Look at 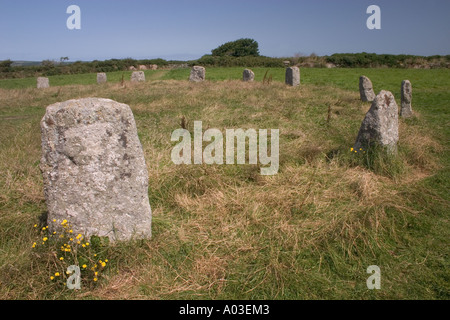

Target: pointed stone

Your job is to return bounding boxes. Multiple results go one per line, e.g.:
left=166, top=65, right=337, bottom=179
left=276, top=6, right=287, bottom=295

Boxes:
left=400, top=80, right=413, bottom=118
left=354, top=90, right=399, bottom=153
left=359, top=76, right=376, bottom=102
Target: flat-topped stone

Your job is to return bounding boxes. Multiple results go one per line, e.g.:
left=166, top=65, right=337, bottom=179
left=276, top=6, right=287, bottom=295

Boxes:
left=40, top=98, right=152, bottom=241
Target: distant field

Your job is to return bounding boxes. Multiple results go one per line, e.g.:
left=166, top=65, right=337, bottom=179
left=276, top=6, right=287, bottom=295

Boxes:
left=0, top=68, right=448, bottom=299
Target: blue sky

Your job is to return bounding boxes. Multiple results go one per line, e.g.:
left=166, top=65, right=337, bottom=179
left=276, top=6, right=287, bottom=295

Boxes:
left=0, top=0, right=449, bottom=61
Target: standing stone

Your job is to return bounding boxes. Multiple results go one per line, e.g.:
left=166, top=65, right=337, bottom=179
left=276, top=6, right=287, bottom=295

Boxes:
left=139, top=65, right=147, bottom=70
left=40, top=98, right=152, bottom=241
left=37, top=77, right=50, bottom=89
left=131, top=71, right=145, bottom=82
left=400, top=80, right=413, bottom=118
left=189, top=66, right=206, bottom=82
left=243, top=69, right=255, bottom=82
left=285, top=67, right=300, bottom=86
left=354, top=90, right=399, bottom=153
left=97, top=73, right=107, bottom=84
left=359, top=76, right=376, bottom=102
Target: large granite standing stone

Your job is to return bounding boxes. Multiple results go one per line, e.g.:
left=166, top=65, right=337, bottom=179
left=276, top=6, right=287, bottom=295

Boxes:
left=97, top=73, right=107, bottom=84
left=285, top=67, right=300, bottom=86
left=400, top=80, right=413, bottom=118
left=243, top=69, right=255, bottom=82
left=359, top=76, right=376, bottom=102
left=189, top=66, right=205, bottom=82
left=40, top=98, right=152, bottom=241
left=354, top=90, right=399, bottom=153
left=37, top=77, right=50, bottom=89
left=131, top=71, right=145, bottom=82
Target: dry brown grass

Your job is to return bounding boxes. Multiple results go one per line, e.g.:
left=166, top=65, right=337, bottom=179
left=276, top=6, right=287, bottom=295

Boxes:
left=0, top=76, right=446, bottom=300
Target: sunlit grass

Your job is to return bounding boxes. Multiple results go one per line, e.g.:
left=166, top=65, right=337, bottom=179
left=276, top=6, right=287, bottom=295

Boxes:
left=0, top=68, right=448, bottom=299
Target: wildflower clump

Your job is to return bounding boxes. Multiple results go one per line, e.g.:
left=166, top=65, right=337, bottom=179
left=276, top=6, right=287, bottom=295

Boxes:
left=32, top=218, right=110, bottom=289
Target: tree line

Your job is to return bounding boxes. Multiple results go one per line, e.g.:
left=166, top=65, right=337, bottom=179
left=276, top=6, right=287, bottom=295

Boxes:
left=1, top=38, right=448, bottom=79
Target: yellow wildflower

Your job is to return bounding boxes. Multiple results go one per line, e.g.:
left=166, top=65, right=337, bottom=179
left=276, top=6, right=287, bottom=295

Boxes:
left=82, top=264, right=87, bottom=269
left=55, top=272, right=60, bottom=277
left=59, top=257, right=64, bottom=261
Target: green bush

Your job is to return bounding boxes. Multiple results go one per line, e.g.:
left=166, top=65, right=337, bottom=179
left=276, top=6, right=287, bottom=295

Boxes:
left=211, top=38, right=260, bottom=57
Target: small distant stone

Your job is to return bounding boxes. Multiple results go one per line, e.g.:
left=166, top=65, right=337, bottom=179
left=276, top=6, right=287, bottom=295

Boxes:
left=359, top=76, right=376, bottom=102
left=285, top=67, right=300, bottom=86
left=189, top=66, right=205, bottom=82
left=97, top=73, right=107, bottom=84
left=37, top=77, right=50, bottom=89
left=243, top=69, right=255, bottom=82
left=400, top=80, right=413, bottom=118
left=139, top=65, right=147, bottom=70
left=354, top=90, right=399, bottom=154
left=131, top=71, right=145, bottom=82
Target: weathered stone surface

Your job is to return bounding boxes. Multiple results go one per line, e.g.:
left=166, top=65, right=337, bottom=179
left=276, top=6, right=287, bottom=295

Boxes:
left=243, top=69, right=255, bottom=82
left=131, top=71, right=145, bottom=82
left=189, top=66, right=205, bottom=82
left=40, top=98, right=152, bottom=241
left=400, top=80, right=413, bottom=118
left=37, top=77, right=50, bottom=89
left=148, top=64, right=158, bottom=70
left=359, top=76, right=376, bottom=102
left=285, top=67, right=300, bottom=86
left=139, top=65, right=147, bottom=70
left=97, top=73, right=107, bottom=84
left=354, top=90, right=399, bottom=153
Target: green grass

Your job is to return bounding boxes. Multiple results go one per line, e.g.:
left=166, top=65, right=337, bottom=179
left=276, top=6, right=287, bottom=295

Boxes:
left=0, top=68, right=448, bottom=300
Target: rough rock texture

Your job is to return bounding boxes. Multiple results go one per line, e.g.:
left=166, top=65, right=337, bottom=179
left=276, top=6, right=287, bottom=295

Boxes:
left=359, top=76, right=376, bottom=102
left=97, top=73, right=107, bottom=84
left=40, top=98, right=152, bottom=241
left=37, top=77, right=50, bottom=89
left=285, top=67, right=300, bottom=86
left=131, top=71, right=145, bottom=82
left=354, top=90, right=399, bottom=153
left=139, top=65, right=147, bottom=70
left=243, top=69, right=255, bottom=82
left=189, top=66, right=206, bottom=82
left=400, top=80, right=413, bottom=118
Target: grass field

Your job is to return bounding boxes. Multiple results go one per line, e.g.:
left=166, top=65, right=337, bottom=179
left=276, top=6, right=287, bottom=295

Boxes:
left=0, top=67, right=448, bottom=299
